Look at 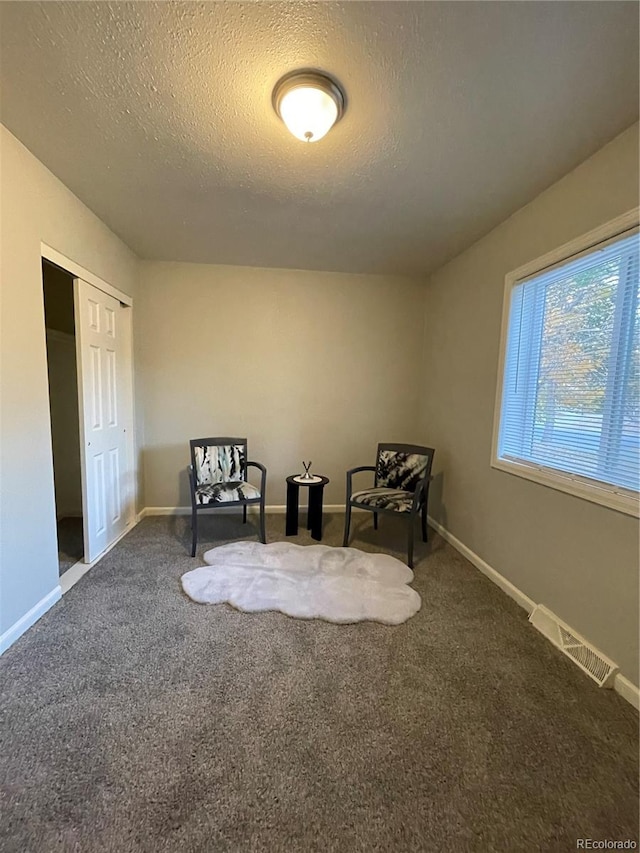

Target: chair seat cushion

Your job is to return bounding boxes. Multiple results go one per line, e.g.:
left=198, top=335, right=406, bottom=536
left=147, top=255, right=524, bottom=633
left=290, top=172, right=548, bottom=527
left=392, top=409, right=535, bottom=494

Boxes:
left=195, top=481, right=261, bottom=505
left=351, top=487, right=415, bottom=513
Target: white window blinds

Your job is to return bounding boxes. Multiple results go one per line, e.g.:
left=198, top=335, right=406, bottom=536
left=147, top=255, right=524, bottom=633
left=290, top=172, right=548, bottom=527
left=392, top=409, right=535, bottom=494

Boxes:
left=498, top=230, right=640, bottom=496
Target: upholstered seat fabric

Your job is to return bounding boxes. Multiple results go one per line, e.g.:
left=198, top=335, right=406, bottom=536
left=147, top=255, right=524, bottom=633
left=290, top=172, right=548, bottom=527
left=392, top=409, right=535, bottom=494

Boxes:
left=189, top=436, right=267, bottom=554
left=195, top=481, right=261, bottom=505
left=344, top=443, right=434, bottom=569
left=351, top=487, right=415, bottom=513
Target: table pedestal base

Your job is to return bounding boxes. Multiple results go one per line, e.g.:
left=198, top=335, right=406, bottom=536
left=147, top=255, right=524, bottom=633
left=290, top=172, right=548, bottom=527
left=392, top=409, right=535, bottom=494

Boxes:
left=285, top=475, right=329, bottom=541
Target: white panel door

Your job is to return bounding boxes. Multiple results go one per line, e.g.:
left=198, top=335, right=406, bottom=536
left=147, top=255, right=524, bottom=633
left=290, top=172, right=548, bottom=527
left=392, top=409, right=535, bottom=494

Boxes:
left=74, top=278, right=133, bottom=562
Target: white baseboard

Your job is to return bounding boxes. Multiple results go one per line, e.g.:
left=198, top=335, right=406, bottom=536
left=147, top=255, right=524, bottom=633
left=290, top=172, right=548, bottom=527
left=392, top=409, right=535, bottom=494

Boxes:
left=59, top=560, right=92, bottom=595
left=60, top=518, right=138, bottom=595
left=139, top=506, right=639, bottom=710
left=0, top=586, right=62, bottom=655
left=1, top=516, right=139, bottom=653
left=140, top=505, right=271, bottom=517
left=427, top=515, right=639, bottom=711
left=427, top=515, right=535, bottom=613
left=613, top=674, right=640, bottom=711
left=140, top=504, right=352, bottom=518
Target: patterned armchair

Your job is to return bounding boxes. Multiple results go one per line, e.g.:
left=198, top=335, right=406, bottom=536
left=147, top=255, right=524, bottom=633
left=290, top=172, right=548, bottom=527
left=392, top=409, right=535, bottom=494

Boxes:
left=188, top=437, right=267, bottom=556
left=343, top=443, right=435, bottom=569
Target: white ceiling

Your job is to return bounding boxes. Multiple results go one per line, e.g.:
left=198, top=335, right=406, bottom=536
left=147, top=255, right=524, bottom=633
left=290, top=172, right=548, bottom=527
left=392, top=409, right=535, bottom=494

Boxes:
left=1, top=2, right=638, bottom=276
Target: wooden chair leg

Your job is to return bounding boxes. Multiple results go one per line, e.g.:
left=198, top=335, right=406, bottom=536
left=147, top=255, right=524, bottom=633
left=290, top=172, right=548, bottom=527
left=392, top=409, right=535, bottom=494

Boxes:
left=259, top=500, right=266, bottom=544
left=243, top=505, right=247, bottom=524
left=191, top=508, right=198, bottom=557
left=373, top=512, right=378, bottom=530
left=421, top=505, right=428, bottom=542
left=343, top=503, right=352, bottom=547
left=407, top=516, right=415, bottom=570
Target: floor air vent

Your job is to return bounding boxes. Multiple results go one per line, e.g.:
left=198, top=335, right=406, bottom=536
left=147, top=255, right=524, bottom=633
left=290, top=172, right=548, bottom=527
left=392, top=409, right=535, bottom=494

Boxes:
left=529, top=605, right=618, bottom=688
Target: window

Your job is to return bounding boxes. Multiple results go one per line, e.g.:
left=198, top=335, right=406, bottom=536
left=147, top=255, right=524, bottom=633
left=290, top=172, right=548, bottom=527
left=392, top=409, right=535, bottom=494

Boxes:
left=493, top=214, right=639, bottom=516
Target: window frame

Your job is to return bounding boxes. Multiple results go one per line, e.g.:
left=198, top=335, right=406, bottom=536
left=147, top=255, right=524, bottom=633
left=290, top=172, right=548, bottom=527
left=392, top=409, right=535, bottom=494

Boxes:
left=491, top=208, right=640, bottom=518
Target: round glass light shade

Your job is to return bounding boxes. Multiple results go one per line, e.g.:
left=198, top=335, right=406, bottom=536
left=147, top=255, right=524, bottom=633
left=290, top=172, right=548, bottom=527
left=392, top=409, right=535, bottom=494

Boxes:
left=278, top=85, right=338, bottom=143
left=273, top=71, right=345, bottom=143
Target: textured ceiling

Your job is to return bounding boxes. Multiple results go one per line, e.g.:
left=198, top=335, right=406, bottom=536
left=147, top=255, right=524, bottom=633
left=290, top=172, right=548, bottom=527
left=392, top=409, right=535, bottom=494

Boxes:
left=0, top=2, right=638, bottom=276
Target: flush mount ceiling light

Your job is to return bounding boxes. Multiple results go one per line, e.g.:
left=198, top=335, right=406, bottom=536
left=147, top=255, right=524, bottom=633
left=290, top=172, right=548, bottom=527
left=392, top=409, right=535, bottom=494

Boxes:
left=272, top=70, right=346, bottom=143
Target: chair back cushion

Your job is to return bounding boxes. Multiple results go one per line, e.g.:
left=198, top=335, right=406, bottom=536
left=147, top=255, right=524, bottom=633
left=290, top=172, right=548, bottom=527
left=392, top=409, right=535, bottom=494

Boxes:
left=376, top=450, right=429, bottom=492
left=194, top=444, right=245, bottom=486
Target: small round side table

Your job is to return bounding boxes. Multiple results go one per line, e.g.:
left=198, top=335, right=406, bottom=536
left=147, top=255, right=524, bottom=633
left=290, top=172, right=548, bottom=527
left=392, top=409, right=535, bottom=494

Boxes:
left=285, top=475, right=330, bottom=541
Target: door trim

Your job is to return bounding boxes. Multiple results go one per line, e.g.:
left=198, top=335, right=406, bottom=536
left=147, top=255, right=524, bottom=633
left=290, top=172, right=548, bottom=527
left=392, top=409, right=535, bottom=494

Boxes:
left=41, top=243, right=133, bottom=307
left=41, top=244, right=137, bottom=568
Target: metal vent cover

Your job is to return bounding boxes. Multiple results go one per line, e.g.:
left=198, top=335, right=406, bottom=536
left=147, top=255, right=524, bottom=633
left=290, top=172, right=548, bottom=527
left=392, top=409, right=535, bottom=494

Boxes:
left=530, top=605, right=618, bottom=688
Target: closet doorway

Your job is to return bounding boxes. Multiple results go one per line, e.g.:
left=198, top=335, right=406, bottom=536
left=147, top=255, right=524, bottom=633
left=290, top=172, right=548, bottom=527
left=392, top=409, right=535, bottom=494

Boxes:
left=42, top=254, right=136, bottom=586
left=43, top=260, right=84, bottom=575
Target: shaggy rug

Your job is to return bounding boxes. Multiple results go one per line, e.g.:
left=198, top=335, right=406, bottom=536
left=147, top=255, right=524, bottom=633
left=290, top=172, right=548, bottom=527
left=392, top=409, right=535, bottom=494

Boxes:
left=181, top=541, right=421, bottom=624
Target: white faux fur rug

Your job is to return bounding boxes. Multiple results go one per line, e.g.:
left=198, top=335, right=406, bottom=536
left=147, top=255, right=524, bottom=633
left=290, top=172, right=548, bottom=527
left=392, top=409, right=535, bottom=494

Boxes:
left=181, top=541, right=421, bottom=625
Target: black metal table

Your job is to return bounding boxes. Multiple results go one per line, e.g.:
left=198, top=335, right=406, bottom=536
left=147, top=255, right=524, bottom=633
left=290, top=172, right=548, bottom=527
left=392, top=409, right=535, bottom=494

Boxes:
left=285, top=475, right=330, bottom=541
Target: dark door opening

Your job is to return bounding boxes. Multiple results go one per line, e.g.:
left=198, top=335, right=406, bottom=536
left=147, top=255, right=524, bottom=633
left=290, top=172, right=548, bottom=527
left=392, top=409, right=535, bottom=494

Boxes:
left=42, top=259, right=84, bottom=574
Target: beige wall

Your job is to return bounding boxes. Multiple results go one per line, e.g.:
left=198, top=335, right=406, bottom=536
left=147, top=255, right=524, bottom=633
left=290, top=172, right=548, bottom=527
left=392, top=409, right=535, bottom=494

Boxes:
left=136, top=262, right=425, bottom=508
left=0, top=125, right=137, bottom=636
left=2, top=114, right=637, bottom=690
left=420, top=122, right=639, bottom=681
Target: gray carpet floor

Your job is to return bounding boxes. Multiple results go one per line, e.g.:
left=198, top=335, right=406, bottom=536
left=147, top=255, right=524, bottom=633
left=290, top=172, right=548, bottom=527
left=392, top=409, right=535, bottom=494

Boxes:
left=56, top=516, right=84, bottom=576
left=1, top=512, right=638, bottom=852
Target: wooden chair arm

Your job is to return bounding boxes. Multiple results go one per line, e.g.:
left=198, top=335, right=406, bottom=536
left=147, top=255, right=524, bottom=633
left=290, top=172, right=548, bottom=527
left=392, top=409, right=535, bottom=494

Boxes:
left=410, top=474, right=433, bottom=513
left=345, top=465, right=376, bottom=502
left=246, top=460, right=267, bottom=492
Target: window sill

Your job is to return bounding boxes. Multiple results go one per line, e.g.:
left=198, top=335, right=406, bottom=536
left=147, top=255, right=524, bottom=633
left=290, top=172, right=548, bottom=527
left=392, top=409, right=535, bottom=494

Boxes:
left=491, top=457, right=639, bottom=518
